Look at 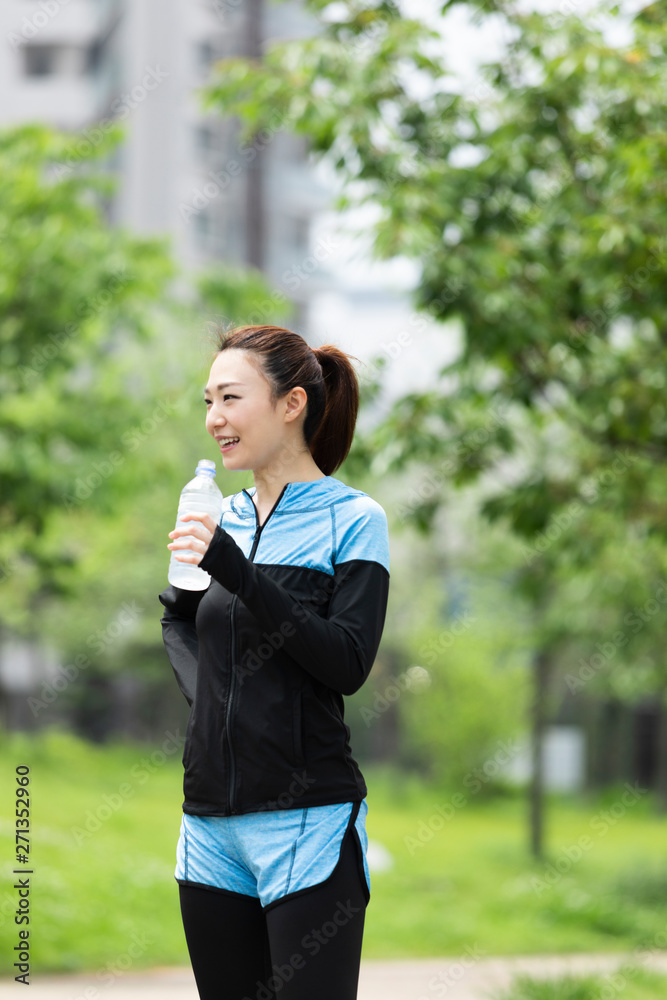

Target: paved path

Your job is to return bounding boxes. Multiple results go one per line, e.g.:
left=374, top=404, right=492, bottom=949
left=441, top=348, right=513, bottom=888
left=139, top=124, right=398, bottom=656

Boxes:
left=4, top=953, right=667, bottom=999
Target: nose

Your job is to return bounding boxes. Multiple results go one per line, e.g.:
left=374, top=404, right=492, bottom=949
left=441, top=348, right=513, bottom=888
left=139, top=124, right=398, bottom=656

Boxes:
left=206, top=403, right=226, bottom=434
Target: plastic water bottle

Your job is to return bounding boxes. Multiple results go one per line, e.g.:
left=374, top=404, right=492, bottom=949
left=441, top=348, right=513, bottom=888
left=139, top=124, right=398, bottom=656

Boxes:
left=168, top=459, right=224, bottom=591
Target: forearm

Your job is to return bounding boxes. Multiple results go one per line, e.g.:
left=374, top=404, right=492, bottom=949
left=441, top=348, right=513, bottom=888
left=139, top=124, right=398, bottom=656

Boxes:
left=158, top=585, right=205, bottom=706
left=199, top=525, right=389, bottom=695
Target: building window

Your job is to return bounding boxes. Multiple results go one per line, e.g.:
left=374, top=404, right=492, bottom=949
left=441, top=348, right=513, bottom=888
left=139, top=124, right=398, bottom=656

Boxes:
left=193, top=208, right=225, bottom=255
left=87, top=39, right=104, bottom=75
left=292, top=216, right=310, bottom=251
left=23, top=43, right=88, bottom=77
left=197, top=41, right=215, bottom=70
left=194, top=209, right=213, bottom=241
left=23, top=44, right=60, bottom=77
left=195, top=124, right=216, bottom=154
left=196, top=39, right=224, bottom=77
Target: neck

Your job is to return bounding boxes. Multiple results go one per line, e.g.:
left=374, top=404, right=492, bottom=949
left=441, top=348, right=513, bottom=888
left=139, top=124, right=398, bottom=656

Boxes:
left=252, top=453, right=325, bottom=509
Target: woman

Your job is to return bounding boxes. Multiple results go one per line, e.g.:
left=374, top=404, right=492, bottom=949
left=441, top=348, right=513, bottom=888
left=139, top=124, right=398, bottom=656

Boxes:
left=159, top=324, right=390, bottom=1000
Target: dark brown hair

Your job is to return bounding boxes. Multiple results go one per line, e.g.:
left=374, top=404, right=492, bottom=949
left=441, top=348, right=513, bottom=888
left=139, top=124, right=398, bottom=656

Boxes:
left=213, top=325, right=360, bottom=477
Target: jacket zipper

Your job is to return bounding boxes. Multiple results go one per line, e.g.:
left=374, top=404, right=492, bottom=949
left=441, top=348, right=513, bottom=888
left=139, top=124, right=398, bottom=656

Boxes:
left=225, top=482, right=290, bottom=814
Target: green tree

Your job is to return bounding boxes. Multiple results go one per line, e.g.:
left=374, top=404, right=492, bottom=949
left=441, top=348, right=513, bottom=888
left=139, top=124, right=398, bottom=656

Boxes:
left=0, top=122, right=294, bottom=737
left=0, top=123, right=176, bottom=621
left=203, top=0, right=667, bottom=852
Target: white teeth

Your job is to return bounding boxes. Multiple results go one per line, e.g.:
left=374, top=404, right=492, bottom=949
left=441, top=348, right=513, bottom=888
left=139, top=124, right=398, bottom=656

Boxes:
left=221, top=437, right=239, bottom=444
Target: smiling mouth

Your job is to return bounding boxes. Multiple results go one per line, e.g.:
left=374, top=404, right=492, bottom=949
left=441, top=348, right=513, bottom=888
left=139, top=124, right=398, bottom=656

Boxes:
left=219, top=437, right=240, bottom=452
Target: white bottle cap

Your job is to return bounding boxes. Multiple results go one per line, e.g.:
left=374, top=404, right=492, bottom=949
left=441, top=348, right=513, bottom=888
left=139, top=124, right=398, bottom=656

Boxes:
left=195, top=459, right=217, bottom=477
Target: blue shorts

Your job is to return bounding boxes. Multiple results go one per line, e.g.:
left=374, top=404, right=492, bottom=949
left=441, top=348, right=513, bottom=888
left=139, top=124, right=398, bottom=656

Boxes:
left=175, top=798, right=370, bottom=911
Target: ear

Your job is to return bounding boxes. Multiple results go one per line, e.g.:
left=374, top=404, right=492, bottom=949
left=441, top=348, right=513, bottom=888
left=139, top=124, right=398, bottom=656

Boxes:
left=284, top=386, right=308, bottom=423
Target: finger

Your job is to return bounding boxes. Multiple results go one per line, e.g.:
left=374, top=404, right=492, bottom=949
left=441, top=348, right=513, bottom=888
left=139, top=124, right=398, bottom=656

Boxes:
left=181, top=512, right=217, bottom=531
left=172, top=552, right=202, bottom=565
left=168, top=538, right=207, bottom=553
left=169, top=524, right=211, bottom=540
left=172, top=517, right=204, bottom=531
left=168, top=534, right=212, bottom=551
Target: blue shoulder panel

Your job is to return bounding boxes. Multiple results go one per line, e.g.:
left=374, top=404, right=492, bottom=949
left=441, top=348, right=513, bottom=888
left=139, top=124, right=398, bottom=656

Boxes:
left=216, top=479, right=390, bottom=576
left=333, top=496, right=390, bottom=574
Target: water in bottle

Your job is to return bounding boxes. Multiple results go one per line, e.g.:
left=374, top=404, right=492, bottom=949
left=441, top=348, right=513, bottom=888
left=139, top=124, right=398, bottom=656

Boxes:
left=168, top=459, right=224, bottom=590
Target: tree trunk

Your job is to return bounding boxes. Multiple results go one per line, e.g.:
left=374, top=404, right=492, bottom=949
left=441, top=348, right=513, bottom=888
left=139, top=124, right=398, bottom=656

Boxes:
left=244, top=0, right=264, bottom=271
left=529, top=648, right=552, bottom=859
left=654, top=696, right=667, bottom=814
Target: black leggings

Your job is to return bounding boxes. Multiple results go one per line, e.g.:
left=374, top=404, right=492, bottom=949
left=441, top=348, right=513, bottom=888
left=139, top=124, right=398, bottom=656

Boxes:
left=178, top=822, right=369, bottom=1000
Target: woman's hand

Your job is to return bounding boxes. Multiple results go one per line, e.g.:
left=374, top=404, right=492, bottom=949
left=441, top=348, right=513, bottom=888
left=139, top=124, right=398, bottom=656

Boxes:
left=167, top=513, right=218, bottom=565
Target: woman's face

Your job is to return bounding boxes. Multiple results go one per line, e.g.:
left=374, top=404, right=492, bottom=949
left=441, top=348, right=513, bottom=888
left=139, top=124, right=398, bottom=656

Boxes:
left=204, top=349, right=305, bottom=473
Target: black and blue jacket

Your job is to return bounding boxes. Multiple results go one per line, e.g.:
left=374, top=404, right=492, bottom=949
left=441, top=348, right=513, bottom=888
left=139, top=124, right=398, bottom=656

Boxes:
left=158, top=474, right=391, bottom=816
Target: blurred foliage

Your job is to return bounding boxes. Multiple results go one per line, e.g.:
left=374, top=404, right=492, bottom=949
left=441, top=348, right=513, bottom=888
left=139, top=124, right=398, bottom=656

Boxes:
left=492, top=968, right=667, bottom=1000
left=203, top=0, right=667, bottom=709
left=0, top=123, right=175, bottom=619
left=346, top=484, right=534, bottom=786
left=0, top=121, right=290, bottom=674
left=399, top=619, right=529, bottom=789
left=196, top=263, right=291, bottom=330
left=5, top=730, right=667, bottom=971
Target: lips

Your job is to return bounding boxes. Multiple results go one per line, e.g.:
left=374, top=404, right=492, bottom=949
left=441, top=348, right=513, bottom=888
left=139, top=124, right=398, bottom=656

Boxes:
left=219, top=437, right=240, bottom=453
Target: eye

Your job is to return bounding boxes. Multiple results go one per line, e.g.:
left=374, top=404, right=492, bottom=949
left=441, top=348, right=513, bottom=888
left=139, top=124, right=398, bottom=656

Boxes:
left=204, top=394, right=237, bottom=405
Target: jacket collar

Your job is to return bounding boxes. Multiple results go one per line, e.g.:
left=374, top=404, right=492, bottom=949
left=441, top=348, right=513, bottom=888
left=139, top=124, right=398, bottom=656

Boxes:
left=238, top=475, right=341, bottom=515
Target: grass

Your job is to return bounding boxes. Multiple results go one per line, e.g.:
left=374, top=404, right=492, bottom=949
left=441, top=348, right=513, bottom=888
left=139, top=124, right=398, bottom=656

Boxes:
left=2, top=729, right=667, bottom=976
left=2, top=727, right=186, bottom=975
left=361, top=765, right=667, bottom=960
left=491, top=967, right=667, bottom=1000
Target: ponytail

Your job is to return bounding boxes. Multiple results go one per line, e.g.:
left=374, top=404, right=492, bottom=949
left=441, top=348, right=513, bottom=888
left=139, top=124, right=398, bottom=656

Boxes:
left=212, top=325, right=360, bottom=476
left=308, top=344, right=360, bottom=477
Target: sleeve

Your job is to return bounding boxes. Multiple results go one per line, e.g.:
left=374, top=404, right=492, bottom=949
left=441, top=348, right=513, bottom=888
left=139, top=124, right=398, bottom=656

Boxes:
left=158, top=584, right=208, bottom=707
left=198, top=500, right=390, bottom=696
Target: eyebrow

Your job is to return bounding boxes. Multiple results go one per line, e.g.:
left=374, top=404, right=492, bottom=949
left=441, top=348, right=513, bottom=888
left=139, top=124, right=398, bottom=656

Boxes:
left=203, top=381, right=245, bottom=395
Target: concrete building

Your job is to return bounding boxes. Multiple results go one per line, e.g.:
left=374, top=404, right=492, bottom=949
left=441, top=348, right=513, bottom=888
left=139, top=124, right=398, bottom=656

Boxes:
left=0, top=0, right=325, bottom=330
